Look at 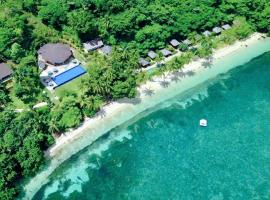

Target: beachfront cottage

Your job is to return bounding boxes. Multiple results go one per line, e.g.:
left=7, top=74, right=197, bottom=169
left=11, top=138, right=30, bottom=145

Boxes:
left=0, top=63, right=13, bottom=83
left=83, top=39, right=104, bottom=52
left=148, top=51, right=158, bottom=59
left=139, top=58, right=150, bottom=67
left=100, top=45, right=112, bottom=56
left=222, top=24, right=231, bottom=30
left=212, top=27, right=222, bottom=34
left=170, top=39, right=180, bottom=48
left=203, top=30, right=212, bottom=37
left=160, top=49, right=172, bottom=57
left=38, top=43, right=73, bottom=66
left=182, top=39, right=192, bottom=46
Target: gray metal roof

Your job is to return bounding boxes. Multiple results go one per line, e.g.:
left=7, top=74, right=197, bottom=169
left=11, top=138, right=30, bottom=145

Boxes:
left=38, top=43, right=72, bottom=65
left=139, top=58, right=150, bottom=67
left=170, top=39, right=180, bottom=47
left=83, top=39, right=104, bottom=52
left=101, top=45, right=112, bottom=55
left=160, top=49, right=172, bottom=57
left=148, top=51, right=157, bottom=59
left=212, top=27, right=222, bottom=34
left=0, top=63, right=12, bottom=81
left=182, top=39, right=192, bottom=45
left=222, top=24, right=231, bottom=30
left=203, top=31, right=212, bottom=37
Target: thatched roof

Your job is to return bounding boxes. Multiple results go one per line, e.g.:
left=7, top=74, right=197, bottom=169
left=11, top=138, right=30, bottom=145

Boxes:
left=148, top=51, right=157, bottom=59
left=182, top=39, right=192, bottom=45
left=222, top=24, right=231, bottom=30
left=139, top=58, right=150, bottom=67
left=38, top=43, right=72, bottom=65
left=170, top=39, right=180, bottom=47
left=212, top=27, right=222, bottom=34
left=160, top=49, right=172, bottom=57
left=101, top=45, right=112, bottom=55
left=0, top=63, right=12, bottom=81
left=203, top=31, right=212, bottom=37
left=83, top=39, right=104, bottom=52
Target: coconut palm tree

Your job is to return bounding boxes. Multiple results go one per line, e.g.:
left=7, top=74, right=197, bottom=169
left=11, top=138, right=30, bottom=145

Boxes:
left=48, top=116, right=60, bottom=135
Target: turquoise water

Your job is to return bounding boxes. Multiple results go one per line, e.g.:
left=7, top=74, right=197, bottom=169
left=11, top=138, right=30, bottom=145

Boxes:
left=33, top=51, right=270, bottom=199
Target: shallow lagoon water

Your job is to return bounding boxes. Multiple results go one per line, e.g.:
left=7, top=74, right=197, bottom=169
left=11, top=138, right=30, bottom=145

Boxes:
left=32, top=50, right=270, bottom=199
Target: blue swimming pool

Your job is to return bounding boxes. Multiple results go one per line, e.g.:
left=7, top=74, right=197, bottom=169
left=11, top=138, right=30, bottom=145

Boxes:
left=52, top=65, right=86, bottom=87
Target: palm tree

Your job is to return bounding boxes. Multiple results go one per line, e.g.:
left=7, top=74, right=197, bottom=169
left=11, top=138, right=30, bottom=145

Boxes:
left=48, top=117, right=60, bottom=135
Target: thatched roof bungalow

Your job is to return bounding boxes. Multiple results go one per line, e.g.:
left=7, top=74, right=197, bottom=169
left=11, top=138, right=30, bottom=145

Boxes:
left=148, top=51, right=157, bottom=59
left=139, top=58, right=150, bottom=67
left=0, top=63, right=12, bottom=83
left=222, top=24, right=231, bottom=30
left=83, top=39, right=104, bottom=52
left=160, top=49, right=172, bottom=57
left=212, top=27, right=222, bottom=34
left=38, top=43, right=73, bottom=66
left=170, top=39, right=180, bottom=47
left=100, top=45, right=112, bottom=56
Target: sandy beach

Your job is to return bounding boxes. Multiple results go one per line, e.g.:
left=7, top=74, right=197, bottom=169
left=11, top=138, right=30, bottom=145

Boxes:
left=22, top=32, right=269, bottom=199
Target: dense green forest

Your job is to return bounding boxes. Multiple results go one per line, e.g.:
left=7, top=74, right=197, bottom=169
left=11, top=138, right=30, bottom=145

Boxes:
left=0, top=0, right=270, bottom=199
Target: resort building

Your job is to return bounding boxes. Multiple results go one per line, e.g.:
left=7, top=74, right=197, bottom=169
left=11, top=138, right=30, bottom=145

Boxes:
left=212, top=27, right=223, bottom=34
left=83, top=39, right=104, bottom=52
left=222, top=24, right=231, bottom=30
left=203, top=30, right=212, bottom=37
left=139, top=58, right=150, bottom=67
left=148, top=51, right=158, bottom=59
left=170, top=39, right=180, bottom=48
left=38, top=43, right=73, bottom=66
left=0, top=63, right=12, bottom=83
left=100, top=45, right=112, bottom=56
left=182, top=39, right=192, bottom=46
left=160, top=49, right=172, bottom=57
left=38, top=43, right=86, bottom=91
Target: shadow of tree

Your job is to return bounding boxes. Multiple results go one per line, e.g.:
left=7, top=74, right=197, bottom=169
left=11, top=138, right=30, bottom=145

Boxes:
left=142, top=88, right=155, bottom=96
left=174, top=70, right=186, bottom=78
left=171, top=74, right=181, bottom=82
left=159, top=80, right=170, bottom=88
left=97, top=108, right=106, bottom=118
left=202, top=61, right=212, bottom=68
left=185, top=70, right=196, bottom=77
left=118, top=97, right=141, bottom=105
left=202, top=56, right=214, bottom=68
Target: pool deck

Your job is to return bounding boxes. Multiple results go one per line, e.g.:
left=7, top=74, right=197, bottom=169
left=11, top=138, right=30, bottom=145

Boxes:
left=40, top=59, right=82, bottom=91
left=52, top=65, right=86, bottom=87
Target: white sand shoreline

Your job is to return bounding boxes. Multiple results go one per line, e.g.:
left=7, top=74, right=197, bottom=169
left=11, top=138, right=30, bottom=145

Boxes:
left=22, top=32, right=269, bottom=199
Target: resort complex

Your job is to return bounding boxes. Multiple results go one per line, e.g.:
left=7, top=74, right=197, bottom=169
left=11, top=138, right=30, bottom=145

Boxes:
left=38, top=43, right=86, bottom=90
left=1, top=1, right=270, bottom=199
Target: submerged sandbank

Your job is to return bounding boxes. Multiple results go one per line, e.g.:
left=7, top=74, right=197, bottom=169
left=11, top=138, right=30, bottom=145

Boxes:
left=22, top=33, right=270, bottom=199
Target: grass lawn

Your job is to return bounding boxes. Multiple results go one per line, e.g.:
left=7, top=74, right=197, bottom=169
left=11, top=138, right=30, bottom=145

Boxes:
left=54, top=74, right=86, bottom=98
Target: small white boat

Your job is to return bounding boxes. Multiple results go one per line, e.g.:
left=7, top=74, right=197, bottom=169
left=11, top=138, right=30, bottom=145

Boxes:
left=200, top=119, right=207, bottom=127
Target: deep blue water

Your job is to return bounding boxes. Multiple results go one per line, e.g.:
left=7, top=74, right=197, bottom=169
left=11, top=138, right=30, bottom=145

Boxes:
left=33, top=52, right=270, bottom=199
